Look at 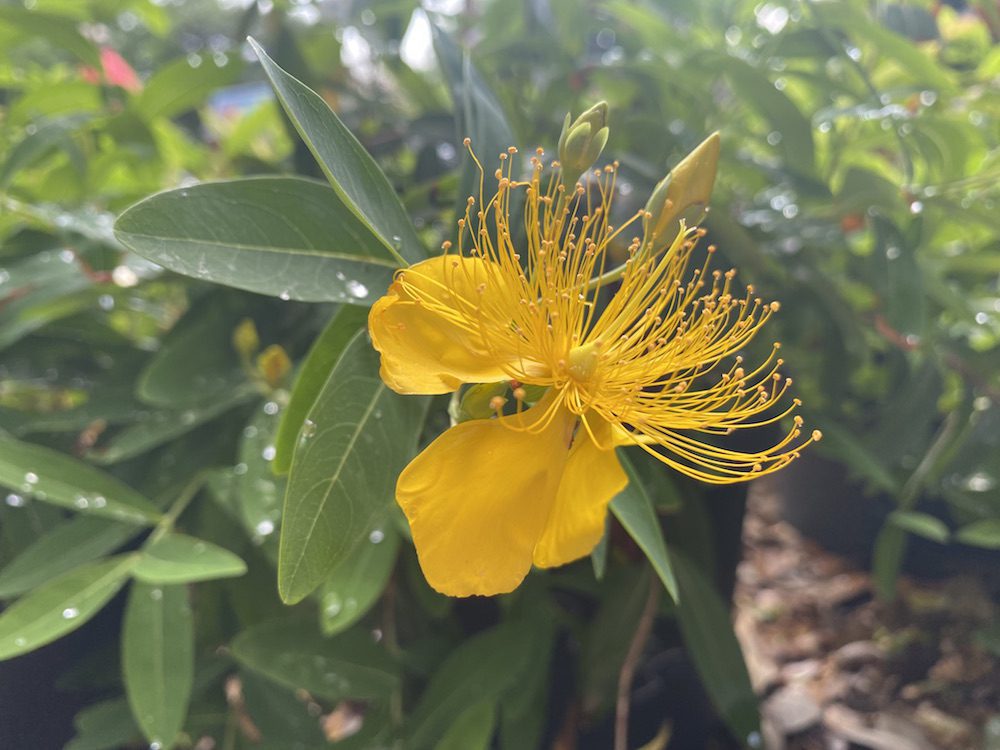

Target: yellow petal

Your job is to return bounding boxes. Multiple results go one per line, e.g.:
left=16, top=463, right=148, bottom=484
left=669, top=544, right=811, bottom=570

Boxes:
left=396, top=394, right=575, bottom=596
left=368, top=255, right=511, bottom=395
left=533, top=415, right=628, bottom=568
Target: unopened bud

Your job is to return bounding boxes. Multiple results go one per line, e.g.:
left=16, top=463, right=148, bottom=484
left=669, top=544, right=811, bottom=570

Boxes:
left=256, top=344, right=292, bottom=388
left=232, top=318, right=259, bottom=358
left=558, top=101, right=610, bottom=187
left=643, top=132, right=721, bottom=249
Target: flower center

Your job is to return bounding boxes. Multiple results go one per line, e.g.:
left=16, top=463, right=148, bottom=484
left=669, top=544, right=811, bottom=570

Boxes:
left=566, top=340, right=602, bottom=383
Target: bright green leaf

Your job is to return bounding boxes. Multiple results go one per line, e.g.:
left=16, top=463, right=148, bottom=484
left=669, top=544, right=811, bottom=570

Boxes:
left=278, top=331, right=428, bottom=604
left=273, top=305, right=368, bottom=474
left=0, top=555, right=137, bottom=660
left=122, top=583, right=194, bottom=749
left=610, top=453, right=679, bottom=602
left=250, top=38, right=425, bottom=264
left=0, top=516, right=139, bottom=598
left=319, top=523, right=400, bottom=637
left=132, top=533, right=247, bottom=584
left=115, top=177, right=398, bottom=303
left=0, top=433, right=160, bottom=524
left=134, top=54, right=243, bottom=121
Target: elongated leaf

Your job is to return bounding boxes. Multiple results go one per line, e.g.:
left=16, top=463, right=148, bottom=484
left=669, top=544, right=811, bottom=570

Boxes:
left=0, top=7, right=99, bottom=65
left=132, top=533, right=247, bottom=584
left=610, top=453, right=679, bottom=602
left=0, top=114, right=90, bottom=188
left=115, top=177, right=397, bottom=303
left=231, top=620, right=399, bottom=701
left=273, top=305, right=368, bottom=474
left=431, top=25, right=517, bottom=228
left=0, top=434, right=160, bottom=524
left=434, top=700, right=496, bottom=750
left=250, top=39, right=424, bottom=263
left=671, top=549, right=759, bottom=744
left=408, top=623, right=532, bottom=749
left=319, top=523, right=400, bottom=636
left=134, top=54, right=242, bottom=120
left=0, top=516, right=139, bottom=598
left=234, top=400, right=285, bottom=559
left=65, top=699, right=141, bottom=750
left=956, top=519, right=1000, bottom=550
left=88, top=385, right=256, bottom=464
left=0, top=555, right=137, bottom=660
left=278, top=331, right=428, bottom=604
left=888, top=510, right=949, bottom=543
left=122, top=584, right=194, bottom=749
left=137, top=295, right=246, bottom=408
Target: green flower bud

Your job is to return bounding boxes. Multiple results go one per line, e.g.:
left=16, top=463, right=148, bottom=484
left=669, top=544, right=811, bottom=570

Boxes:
left=558, top=101, right=610, bottom=187
left=643, top=132, right=721, bottom=249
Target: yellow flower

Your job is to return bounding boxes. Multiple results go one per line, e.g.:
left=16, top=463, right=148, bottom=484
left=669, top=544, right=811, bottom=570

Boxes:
left=368, top=137, right=819, bottom=597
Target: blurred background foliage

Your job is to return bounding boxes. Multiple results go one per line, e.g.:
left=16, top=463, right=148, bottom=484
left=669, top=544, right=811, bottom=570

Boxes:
left=0, top=0, right=998, bottom=748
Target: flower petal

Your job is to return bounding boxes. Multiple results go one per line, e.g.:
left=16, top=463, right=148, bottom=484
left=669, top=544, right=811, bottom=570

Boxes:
left=368, top=255, right=512, bottom=395
left=533, top=415, right=628, bottom=568
left=396, top=395, right=575, bottom=596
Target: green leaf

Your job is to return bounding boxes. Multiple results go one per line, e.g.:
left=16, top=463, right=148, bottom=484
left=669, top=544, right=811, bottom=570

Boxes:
left=434, top=699, right=496, bottom=750
left=408, top=623, right=532, bottom=749
left=319, top=523, right=400, bottom=637
left=65, top=699, right=141, bottom=750
left=430, top=24, right=517, bottom=230
left=238, top=671, right=328, bottom=748
left=0, top=516, right=139, bottom=598
left=134, top=54, right=243, bottom=120
left=250, top=39, right=425, bottom=264
left=132, top=533, right=247, bottom=584
left=0, top=433, right=161, bottom=524
left=610, top=453, right=679, bottom=602
left=115, top=177, right=398, bottom=304
left=122, top=583, right=194, bottom=749
left=137, top=295, right=246, bottom=408
left=716, top=56, right=815, bottom=175
left=888, top=510, right=950, bottom=544
left=278, top=331, right=428, bottom=604
left=955, top=519, right=1000, bottom=550
left=234, top=400, right=286, bottom=557
left=671, top=549, right=759, bottom=744
left=0, top=7, right=99, bottom=65
left=88, top=385, right=256, bottom=464
left=273, top=305, right=368, bottom=474
left=231, top=620, right=399, bottom=701
left=0, top=555, right=137, bottom=660
left=0, top=114, right=90, bottom=188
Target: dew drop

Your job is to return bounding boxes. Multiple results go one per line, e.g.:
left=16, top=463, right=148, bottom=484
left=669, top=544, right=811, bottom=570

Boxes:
left=255, top=519, right=275, bottom=537
left=243, top=425, right=259, bottom=439
left=14, top=637, right=27, bottom=647
left=346, top=280, right=369, bottom=299
left=5, top=493, right=25, bottom=507
left=369, top=529, right=385, bottom=544
left=233, top=462, right=248, bottom=476
left=261, top=445, right=276, bottom=461
left=24, top=472, right=38, bottom=485
left=279, top=290, right=291, bottom=301
left=324, top=594, right=343, bottom=617
left=62, top=607, right=79, bottom=619
left=300, top=419, right=317, bottom=439
left=263, top=401, right=279, bottom=416
left=74, top=495, right=90, bottom=509
left=149, top=588, right=163, bottom=601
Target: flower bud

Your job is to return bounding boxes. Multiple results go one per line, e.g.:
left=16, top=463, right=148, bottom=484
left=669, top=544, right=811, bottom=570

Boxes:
left=558, top=101, right=610, bottom=187
left=232, top=318, right=260, bottom=358
left=457, top=381, right=509, bottom=422
left=643, top=132, right=721, bottom=249
left=256, top=344, right=292, bottom=388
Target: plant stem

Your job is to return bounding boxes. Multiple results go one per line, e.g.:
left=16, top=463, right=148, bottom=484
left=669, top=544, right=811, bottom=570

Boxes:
left=615, top=573, right=661, bottom=750
left=145, top=470, right=211, bottom=546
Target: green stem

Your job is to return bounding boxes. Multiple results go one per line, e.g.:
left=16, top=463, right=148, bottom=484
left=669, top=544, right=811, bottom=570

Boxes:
left=145, top=470, right=211, bottom=546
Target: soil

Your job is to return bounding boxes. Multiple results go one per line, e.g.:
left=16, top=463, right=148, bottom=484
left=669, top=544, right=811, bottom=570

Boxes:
left=735, top=480, right=1000, bottom=750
